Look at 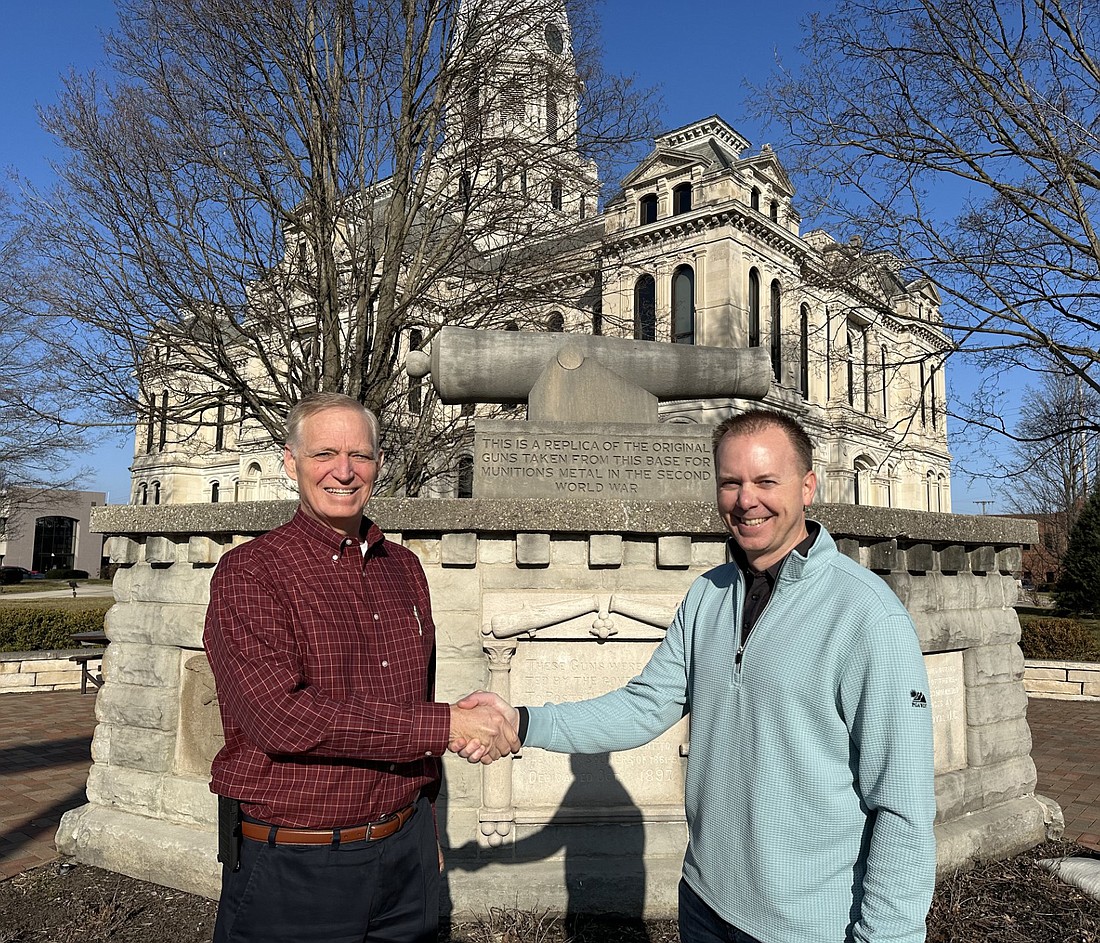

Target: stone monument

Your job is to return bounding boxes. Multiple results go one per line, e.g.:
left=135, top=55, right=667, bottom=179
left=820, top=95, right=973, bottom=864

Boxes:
left=59, top=328, right=1055, bottom=921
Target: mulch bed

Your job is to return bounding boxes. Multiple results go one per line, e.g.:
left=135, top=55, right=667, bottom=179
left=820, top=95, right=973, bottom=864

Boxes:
left=0, top=841, right=1096, bottom=942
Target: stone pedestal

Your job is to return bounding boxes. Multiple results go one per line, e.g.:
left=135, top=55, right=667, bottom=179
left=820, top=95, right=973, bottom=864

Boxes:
left=60, top=500, right=1050, bottom=917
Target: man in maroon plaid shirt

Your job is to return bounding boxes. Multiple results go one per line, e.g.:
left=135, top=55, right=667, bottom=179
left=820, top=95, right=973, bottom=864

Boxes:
left=204, top=392, right=518, bottom=943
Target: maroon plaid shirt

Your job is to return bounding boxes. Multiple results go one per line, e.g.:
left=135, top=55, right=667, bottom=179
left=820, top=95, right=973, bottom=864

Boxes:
left=204, top=508, right=451, bottom=827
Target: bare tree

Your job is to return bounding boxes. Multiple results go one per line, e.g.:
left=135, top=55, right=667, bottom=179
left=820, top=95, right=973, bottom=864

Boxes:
left=755, top=0, right=1100, bottom=440
left=17, top=0, right=657, bottom=495
left=0, top=189, right=86, bottom=538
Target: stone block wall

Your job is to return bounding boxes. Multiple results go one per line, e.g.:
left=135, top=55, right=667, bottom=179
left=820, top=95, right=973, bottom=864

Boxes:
left=0, top=649, right=102, bottom=692
left=1025, top=660, right=1100, bottom=699
left=57, top=499, right=1051, bottom=917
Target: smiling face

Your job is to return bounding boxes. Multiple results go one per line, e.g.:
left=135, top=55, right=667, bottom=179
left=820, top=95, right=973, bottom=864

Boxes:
left=715, top=423, right=817, bottom=571
left=283, top=406, right=381, bottom=538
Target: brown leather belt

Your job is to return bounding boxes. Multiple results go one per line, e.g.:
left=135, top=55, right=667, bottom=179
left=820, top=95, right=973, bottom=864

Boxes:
left=241, top=803, right=416, bottom=845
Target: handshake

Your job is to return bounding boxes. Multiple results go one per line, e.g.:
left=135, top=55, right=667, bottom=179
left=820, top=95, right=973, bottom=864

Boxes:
left=448, top=691, right=520, bottom=765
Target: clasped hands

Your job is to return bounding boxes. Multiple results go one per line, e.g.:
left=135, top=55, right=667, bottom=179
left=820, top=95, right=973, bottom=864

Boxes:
left=448, top=691, right=519, bottom=765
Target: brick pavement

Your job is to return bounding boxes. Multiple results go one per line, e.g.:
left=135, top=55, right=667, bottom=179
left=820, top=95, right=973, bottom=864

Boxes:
left=1028, top=697, right=1100, bottom=851
left=0, top=691, right=97, bottom=880
left=0, top=691, right=1097, bottom=882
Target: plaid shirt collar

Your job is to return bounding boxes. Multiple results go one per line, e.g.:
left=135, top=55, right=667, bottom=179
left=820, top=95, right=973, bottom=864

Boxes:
left=288, top=507, right=386, bottom=560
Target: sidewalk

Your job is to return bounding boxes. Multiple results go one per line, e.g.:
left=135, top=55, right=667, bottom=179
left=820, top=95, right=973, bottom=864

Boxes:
left=0, top=691, right=1097, bottom=882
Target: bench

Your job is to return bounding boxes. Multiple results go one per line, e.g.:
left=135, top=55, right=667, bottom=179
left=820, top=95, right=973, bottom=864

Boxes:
left=69, top=650, right=105, bottom=694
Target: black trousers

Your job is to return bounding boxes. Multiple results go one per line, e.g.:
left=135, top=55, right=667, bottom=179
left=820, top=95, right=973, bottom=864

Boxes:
left=213, top=796, right=439, bottom=943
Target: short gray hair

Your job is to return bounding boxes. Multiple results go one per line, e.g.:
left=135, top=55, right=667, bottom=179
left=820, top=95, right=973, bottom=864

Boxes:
left=285, top=393, right=380, bottom=454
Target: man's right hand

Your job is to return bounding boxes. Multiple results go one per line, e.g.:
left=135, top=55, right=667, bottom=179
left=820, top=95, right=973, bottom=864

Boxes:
left=448, top=691, right=520, bottom=765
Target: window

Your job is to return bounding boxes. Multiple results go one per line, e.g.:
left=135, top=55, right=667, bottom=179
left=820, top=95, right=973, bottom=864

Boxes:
left=520, top=169, right=528, bottom=198
left=592, top=300, right=603, bottom=336
left=547, top=311, right=564, bottom=332
left=139, top=483, right=148, bottom=506
left=672, top=183, right=692, bottom=215
left=634, top=275, right=656, bottom=341
left=748, top=269, right=760, bottom=347
left=853, top=458, right=873, bottom=506
left=459, top=172, right=471, bottom=206
left=158, top=390, right=168, bottom=451
left=457, top=455, right=474, bottom=498
left=211, top=482, right=220, bottom=503
left=919, top=361, right=928, bottom=425
left=153, top=481, right=162, bottom=506
left=881, top=345, right=889, bottom=415
left=931, top=364, right=939, bottom=429
left=550, top=180, right=563, bottom=210
left=926, top=471, right=935, bottom=511
left=639, top=193, right=658, bottom=225
left=769, top=200, right=779, bottom=222
left=495, top=161, right=504, bottom=190
left=770, top=280, right=782, bottom=382
left=846, top=320, right=868, bottom=411
left=408, top=329, right=424, bottom=414
left=144, top=393, right=155, bottom=454
left=215, top=402, right=225, bottom=451
left=799, top=304, right=810, bottom=399
left=824, top=307, right=832, bottom=400
left=504, top=320, right=519, bottom=331
left=546, top=86, right=558, bottom=140
left=672, top=266, right=695, bottom=345
left=579, top=195, right=587, bottom=220
left=32, top=516, right=77, bottom=573
left=750, top=187, right=760, bottom=211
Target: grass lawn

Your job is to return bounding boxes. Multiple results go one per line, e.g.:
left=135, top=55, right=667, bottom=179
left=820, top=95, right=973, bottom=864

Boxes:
left=0, top=579, right=112, bottom=600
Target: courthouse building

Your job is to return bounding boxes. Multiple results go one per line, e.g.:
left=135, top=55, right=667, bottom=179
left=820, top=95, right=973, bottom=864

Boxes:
left=130, top=1, right=952, bottom=512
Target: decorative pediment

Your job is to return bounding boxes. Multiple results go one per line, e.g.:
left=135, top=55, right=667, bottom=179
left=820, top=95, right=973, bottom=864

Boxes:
left=621, top=149, right=708, bottom=190
left=741, top=144, right=795, bottom=198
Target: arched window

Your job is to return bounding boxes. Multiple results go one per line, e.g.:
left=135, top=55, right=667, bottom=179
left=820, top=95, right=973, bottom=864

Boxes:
left=153, top=481, right=162, bottom=506
left=672, top=183, right=692, bottom=215
left=634, top=275, right=656, bottom=341
left=215, top=402, right=225, bottom=451
left=144, top=393, right=155, bottom=454
left=139, top=483, right=148, bottom=506
left=211, top=481, right=220, bottom=503
left=504, top=320, right=519, bottom=331
left=672, top=266, right=695, bottom=345
left=799, top=304, right=810, bottom=400
left=495, top=161, right=504, bottom=190
left=32, top=516, right=77, bottom=573
left=459, top=172, right=471, bottom=206
left=550, top=180, right=563, bottom=210
left=591, top=299, right=603, bottom=336
left=769, top=200, right=779, bottom=222
left=926, top=470, right=936, bottom=511
left=750, top=187, right=760, bottom=211
left=770, top=280, right=782, bottom=382
left=520, top=169, right=528, bottom=198
left=579, top=195, right=587, bottom=220
left=853, top=458, right=874, bottom=506
left=547, top=311, right=564, bottom=332
left=938, top=473, right=948, bottom=512
left=457, top=455, right=474, bottom=499
left=748, top=269, right=761, bottom=347
left=639, top=193, right=658, bottom=225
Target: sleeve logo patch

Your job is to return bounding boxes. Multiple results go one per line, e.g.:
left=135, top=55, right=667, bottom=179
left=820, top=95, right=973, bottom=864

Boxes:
left=910, top=690, right=928, bottom=708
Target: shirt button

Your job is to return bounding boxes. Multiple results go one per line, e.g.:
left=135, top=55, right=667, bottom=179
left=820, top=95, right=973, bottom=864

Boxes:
left=331, top=554, right=339, bottom=561
left=373, top=613, right=380, bottom=621
left=425, top=751, right=433, bottom=756
left=389, top=764, right=395, bottom=772
left=381, top=660, right=388, bottom=668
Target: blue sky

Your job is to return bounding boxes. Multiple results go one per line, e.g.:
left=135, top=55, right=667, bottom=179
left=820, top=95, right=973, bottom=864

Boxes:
left=0, top=1, right=1001, bottom=511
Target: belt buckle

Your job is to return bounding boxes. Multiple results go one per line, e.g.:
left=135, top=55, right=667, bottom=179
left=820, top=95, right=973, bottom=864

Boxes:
left=367, top=809, right=398, bottom=840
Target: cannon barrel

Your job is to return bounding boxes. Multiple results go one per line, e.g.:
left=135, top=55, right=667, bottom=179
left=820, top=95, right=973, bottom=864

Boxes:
left=409, top=327, right=772, bottom=403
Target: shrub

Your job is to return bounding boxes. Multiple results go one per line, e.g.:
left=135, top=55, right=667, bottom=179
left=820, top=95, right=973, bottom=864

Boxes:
left=1019, top=616, right=1100, bottom=661
left=0, top=601, right=111, bottom=653
left=44, top=568, right=90, bottom=580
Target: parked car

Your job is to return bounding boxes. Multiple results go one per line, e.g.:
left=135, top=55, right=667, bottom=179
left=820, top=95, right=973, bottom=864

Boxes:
left=0, top=565, right=25, bottom=584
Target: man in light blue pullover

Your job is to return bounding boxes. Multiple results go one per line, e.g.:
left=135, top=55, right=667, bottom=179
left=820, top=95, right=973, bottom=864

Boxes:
left=459, top=409, right=937, bottom=943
